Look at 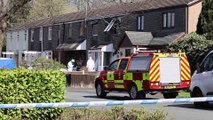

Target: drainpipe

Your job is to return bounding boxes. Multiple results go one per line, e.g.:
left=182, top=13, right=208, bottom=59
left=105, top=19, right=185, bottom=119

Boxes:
left=185, top=6, right=189, bottom=34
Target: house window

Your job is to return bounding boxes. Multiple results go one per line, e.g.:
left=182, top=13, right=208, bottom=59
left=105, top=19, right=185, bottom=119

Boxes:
left=24, top=30, right=27, bottom=41
left=48, top=27, right=52, bottom=40
left=68, top=24, right=72, bottom=38
left=92, top=24, right=98, bottom=36
left=17, top=32, right=19, bottom=41
left=31, top=30, right=34, bottom=42
left=163, top=12, right=175, bottom=28
left=137, top=16, right=144, bottom=31
left=80, top=22, right=85, bottom=36
left=40, top=27, right=43, bottom=41
left=125, top=49, right=131, bottom=57
left=10, top=33, right=12, bottom=42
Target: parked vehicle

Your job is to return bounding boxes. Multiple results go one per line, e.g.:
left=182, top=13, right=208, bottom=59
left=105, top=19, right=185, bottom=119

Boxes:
left=190, top=50, right=213, bottom=107
left=95, top=51, right=191, bottom=99
left=0, top=58, right=16, bottom=69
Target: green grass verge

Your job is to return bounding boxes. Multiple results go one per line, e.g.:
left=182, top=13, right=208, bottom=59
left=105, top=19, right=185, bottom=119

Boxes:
left=177, top=91, right=190, bottom=98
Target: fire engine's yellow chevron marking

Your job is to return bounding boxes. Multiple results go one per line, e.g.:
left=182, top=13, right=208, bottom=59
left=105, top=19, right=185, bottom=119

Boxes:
left=152, top=72, right=160, bottom=82
left=181, top=62, right=190, bottom=73
left=150, top=67, right=159, bottom=78
left=150, top=57, right=158, bottom=68
left=150, top=61, right=159, bottom=74
left=181, top=68, right=191, bottom=79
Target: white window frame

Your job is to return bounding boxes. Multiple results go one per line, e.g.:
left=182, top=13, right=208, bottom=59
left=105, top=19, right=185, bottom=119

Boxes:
left=31, top=30, right=34, bottom=42
left=163, top=12, right=175, bottom=28
left=137, top=16, right=144, bottom=31
left=48, top=27, right=52, bottom=40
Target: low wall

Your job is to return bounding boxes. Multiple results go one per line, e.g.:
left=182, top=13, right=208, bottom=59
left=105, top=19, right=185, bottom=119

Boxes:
left=66, top=71, right=97, bottom=88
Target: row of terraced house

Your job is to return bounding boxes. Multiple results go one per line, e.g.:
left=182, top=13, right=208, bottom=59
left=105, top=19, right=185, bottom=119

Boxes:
left=5, top=0, right=202, bottom=71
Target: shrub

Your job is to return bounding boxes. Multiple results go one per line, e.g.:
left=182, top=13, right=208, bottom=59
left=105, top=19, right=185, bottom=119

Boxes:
left=168, top=33, right=213, bottom=73
left=31, top=57, right=66, bottom=70
left=58, top=106, right=167, bottom=120
left=0, top=69, right=66, bottom=119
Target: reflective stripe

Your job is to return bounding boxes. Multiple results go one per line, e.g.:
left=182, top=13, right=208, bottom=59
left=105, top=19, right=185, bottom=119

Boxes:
left=149, top=57, right=160, bottom=82
left=180, top=56, right=191, bottom=80
left=114, top=85, right=124, bottom=88
left=114, top=80, right=124, bottom=83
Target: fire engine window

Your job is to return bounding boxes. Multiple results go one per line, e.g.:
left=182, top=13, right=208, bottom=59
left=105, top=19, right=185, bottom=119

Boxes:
left=128, top=56, right=152, bottom=71
left=119, top=59, right=128, bottom=70
left=109, top=60, right=119, bottom=70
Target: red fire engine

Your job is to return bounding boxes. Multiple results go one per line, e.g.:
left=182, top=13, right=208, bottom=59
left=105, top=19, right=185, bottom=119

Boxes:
left=95, top=51, right=191, bottom=99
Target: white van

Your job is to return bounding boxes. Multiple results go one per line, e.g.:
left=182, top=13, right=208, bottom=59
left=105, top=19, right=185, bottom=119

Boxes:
left=190, top=50, right=213, bottom=107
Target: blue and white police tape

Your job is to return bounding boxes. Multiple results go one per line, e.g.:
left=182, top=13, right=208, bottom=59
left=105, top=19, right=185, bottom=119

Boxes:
left=0, top=97, right=213, bottom=109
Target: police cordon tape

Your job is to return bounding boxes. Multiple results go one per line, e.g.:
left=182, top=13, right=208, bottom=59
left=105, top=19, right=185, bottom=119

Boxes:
left=0, top=97, right=213, bottom=109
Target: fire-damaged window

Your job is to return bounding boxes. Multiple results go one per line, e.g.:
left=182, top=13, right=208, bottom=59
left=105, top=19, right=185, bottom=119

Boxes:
left=128, top=56, right=152, bottom=71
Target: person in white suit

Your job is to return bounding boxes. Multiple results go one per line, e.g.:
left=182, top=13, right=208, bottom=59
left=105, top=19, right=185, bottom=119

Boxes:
left=86, top=57, right=95, bottom=71
left=67, top=59, right=75, bottom=72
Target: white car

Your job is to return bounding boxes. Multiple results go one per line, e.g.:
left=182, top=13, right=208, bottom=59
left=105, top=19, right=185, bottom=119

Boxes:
left=190, top=50, right=213, bottom=107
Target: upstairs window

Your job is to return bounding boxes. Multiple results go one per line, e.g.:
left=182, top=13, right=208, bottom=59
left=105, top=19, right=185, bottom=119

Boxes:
left=137, top=15, right=144, bottom=31
left=80, top=22, right=85, bottom=36
left=48, top=27, right=52, bottom=40
left=68, top=24, right=72, bottom=38
left=92, top=24, right=98, bottom=36
left=163, top=12, right=175, bottom=28
left=24, top=30, right=27, bottom=41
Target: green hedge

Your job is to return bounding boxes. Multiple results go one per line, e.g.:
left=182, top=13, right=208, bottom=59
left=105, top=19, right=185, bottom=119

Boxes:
left=0, top=69, right=66, bottom=120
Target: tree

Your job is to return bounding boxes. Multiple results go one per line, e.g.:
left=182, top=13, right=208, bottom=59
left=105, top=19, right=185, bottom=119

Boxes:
left=0, top=0, right=32, bottom=54
left=27, top=0, right=75, bottom=20
left=168, top=33, right=213, bottom=74
left=197, top=0, right=213, bottom=40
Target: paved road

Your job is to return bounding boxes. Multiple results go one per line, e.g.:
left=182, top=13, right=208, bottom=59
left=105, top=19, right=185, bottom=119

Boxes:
left=65, top=87, right=213, bottom=120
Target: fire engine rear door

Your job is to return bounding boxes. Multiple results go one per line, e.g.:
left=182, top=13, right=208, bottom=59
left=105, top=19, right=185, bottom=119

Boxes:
left=159, top=57, right=181, bottom=84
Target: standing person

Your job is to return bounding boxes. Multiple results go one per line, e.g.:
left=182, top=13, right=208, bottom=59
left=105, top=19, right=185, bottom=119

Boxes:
left=87, top=57, right=95, bottom=71
left=67, top=59, right=75, bottom=72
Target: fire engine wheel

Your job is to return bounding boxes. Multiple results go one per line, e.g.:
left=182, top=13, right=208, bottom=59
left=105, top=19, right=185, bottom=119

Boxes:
left=163, top=92, right=178, bottom=99
left=191, top=88, right=209, bottom=108
left=95, top=82, right=106, bottom=98
left=129, top=84, right=145, bottom=99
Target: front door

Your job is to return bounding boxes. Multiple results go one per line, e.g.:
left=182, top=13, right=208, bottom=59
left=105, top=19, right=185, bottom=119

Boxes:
left=114, top=59, right=129, bottom=89
left=107, top=60, right=119, bottom=89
